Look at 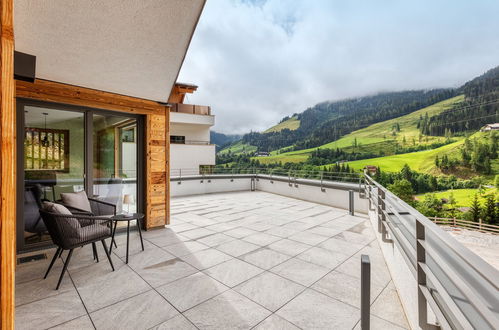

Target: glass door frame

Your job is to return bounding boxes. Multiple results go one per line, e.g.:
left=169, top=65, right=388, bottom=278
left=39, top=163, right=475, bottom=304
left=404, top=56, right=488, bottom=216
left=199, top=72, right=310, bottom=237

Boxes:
left=16, top=98, right=145, bottom=253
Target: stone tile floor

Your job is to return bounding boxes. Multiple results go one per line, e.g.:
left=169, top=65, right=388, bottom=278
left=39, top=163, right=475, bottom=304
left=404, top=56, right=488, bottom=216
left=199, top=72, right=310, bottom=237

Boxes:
left=15, top=191, right=409, bottom=330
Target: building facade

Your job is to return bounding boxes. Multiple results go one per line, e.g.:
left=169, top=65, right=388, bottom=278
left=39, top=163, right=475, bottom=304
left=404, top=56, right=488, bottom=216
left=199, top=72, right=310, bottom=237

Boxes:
left=168, top=83, right=216, bottom=175
left=0, top=1, right=206, bottom=326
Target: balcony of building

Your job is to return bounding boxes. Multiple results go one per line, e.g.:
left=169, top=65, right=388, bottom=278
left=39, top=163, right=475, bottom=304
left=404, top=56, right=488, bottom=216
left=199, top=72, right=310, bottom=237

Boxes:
left=14, top=169, right=499, bottom=329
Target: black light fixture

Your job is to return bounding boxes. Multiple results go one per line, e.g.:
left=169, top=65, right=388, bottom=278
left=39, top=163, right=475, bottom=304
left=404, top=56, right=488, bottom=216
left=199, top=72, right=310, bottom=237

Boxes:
left=41, top=112, right=50, bottom=147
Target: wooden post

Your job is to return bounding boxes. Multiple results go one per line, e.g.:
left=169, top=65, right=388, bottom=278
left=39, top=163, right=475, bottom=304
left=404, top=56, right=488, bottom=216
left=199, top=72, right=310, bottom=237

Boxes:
left=0, top=0, right=16, bottom=327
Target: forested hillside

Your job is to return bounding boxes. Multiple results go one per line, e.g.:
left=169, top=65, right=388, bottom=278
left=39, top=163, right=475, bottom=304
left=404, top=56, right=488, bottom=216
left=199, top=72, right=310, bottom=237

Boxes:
left=241, top=89, right=456, bottom=151
left=210, top=131, right=241, bottom=151
left=426, top=66, right=499, bottom=135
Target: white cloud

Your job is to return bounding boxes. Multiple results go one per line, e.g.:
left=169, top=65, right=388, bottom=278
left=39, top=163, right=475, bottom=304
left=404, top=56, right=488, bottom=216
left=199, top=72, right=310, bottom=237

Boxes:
left=178, top=0, right=499, bottom=134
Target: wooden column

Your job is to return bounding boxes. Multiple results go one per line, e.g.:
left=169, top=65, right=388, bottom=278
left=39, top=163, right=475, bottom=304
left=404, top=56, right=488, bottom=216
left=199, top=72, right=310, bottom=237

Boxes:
left=0, top=0, right=15, bottom=328
left=146, top=108, right=170, bottom=228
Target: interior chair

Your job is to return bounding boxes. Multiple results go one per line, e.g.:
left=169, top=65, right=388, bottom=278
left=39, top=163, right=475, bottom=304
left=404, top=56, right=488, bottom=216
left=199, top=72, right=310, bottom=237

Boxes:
left=40, top=202, right=115, bottom=290
left=103, top=177, right=124, bottom=212
left=23, top=184, right=48, bottom=241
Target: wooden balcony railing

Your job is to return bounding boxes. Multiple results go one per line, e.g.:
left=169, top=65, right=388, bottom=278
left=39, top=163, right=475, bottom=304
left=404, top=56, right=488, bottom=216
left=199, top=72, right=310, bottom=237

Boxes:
left=429, top=217, right=499, bottom=235
left=170, top=103, right=211, bottom=115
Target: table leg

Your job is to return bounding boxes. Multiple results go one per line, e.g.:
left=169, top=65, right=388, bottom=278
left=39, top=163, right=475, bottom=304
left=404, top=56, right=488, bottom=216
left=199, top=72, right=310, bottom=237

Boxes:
left=109, top=221, right=118, bottom=254
left=126, top=221, right=130, bottom=264
left=137, top=218, right=144, bottom=251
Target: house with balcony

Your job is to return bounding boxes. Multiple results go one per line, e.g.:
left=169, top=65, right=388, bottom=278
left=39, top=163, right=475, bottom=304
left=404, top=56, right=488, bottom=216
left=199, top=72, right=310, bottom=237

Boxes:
left=1, top=1, right=498, bottom=329
left=168, top=83, right=216, bottom=175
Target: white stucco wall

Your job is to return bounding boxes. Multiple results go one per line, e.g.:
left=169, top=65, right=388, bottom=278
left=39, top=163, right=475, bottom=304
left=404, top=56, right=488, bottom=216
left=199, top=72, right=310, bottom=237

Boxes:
left=170, top=122, right=211, bottom=142
left=170, top=144, right=216, bottom=174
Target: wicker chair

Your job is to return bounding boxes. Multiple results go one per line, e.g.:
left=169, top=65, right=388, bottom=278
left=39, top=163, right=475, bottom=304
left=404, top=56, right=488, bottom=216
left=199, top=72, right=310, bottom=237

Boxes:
left=40, top=207, right=115, bottom=290
left=58, top=191, right=118, bottom=258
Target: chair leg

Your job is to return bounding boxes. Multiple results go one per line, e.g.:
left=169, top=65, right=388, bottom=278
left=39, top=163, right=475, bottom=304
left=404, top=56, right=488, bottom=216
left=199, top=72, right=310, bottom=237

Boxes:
left=92, top=242, right=99, bottom=262
left=44, top=247, right=62, bottom=279
left=109, top=221, right=118, bottom=253
left=101, top=240, right=115, bottom=272
left=56, top=249, right=73, bottom=290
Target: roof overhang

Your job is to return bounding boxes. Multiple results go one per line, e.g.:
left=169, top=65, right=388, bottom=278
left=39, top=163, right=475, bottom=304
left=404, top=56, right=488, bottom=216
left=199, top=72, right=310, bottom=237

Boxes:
left=14, top=0, right=205, bottom=102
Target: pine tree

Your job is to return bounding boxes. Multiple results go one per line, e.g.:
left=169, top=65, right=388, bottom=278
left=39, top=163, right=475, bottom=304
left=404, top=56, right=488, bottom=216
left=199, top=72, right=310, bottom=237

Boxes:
left=469, top=194, right=481, bottom=223
left=482, top=194, right=497, bottom=225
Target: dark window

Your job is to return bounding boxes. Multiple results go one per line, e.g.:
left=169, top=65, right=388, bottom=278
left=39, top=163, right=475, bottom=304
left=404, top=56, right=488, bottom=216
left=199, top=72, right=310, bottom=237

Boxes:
left=170, top=135, right=185, bottom=144
left=24, top=127, right=69, bottom=172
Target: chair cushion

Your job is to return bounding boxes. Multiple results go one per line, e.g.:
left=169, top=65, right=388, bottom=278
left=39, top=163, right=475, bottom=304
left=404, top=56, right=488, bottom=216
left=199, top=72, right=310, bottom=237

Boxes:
left=61, top=190, right=92, bottom=213
left=41, top=202, right=81, bottom=238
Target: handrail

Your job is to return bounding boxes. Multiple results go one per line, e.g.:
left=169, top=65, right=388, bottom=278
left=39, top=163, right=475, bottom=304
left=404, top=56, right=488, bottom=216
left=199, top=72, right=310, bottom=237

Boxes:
left=364, top=172, right=499, bottom=329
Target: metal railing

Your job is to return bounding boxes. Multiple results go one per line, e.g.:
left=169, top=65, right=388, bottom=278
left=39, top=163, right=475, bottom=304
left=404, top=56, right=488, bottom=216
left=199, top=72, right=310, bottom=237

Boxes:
left=170, top=167, right=363, bottom=184
left=364, top=173, right=499, bottom=329
left=170, top=140, right=211, bottom=145
left=429, top=217, right=499, bottom=235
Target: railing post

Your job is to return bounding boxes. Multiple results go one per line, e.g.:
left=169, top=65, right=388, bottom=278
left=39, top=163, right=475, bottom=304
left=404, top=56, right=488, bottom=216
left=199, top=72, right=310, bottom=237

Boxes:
left=479, top=218, right=482, bottom=231
left=320, top=171, right=325, bottom=192
left=416, top=219, right=430, bottom=330
left=361, top=255, right=371, bottom=330
left=453, top=217, right=456, bottom=227
left=377, top=187, right=385, bottom=233
left=349, top=190, right=354, bottom=216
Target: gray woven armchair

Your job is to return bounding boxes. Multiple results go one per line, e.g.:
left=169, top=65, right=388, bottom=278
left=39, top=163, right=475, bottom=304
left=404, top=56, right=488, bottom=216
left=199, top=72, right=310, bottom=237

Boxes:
left=40, top=204, right=115, bottom=290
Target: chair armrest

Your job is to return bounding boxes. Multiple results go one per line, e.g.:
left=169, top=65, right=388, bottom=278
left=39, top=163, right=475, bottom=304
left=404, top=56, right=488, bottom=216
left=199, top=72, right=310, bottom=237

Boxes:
left=88, top=197, right=116, bottom=208
left=88, top=197, right=117, bottom=216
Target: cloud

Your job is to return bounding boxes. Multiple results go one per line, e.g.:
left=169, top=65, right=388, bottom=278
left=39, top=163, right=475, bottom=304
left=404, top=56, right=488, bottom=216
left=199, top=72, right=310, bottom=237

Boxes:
left=178, top=0, right=499, bottom=134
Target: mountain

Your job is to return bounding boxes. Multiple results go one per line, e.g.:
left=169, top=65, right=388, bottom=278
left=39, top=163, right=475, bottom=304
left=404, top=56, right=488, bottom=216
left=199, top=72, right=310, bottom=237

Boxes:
left=210, top=131, right=241, bottom=151
left=256, top=95, right=465, bottom=164
left=240, top=89, right=457, bottom=152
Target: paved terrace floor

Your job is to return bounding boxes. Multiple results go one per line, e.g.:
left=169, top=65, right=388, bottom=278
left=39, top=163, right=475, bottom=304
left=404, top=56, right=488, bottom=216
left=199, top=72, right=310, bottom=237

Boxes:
left=15, top=191, right=408, bottom=330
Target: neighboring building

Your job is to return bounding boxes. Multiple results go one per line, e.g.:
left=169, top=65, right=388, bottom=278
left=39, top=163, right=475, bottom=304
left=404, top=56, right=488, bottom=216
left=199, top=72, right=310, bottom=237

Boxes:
left=254, top=151, right=270, bottom=157
left=481, top=123, right=499, bottom=131
left=168, top=83, right=216, bottom=175
left=364, top=165, right=378, bottom=175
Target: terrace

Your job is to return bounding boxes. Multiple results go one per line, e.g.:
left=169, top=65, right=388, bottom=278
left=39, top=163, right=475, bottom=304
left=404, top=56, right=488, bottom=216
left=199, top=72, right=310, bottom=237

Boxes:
left=14, top=170, right=499, bottom=329
left=16, top=190, right=406, bottom=330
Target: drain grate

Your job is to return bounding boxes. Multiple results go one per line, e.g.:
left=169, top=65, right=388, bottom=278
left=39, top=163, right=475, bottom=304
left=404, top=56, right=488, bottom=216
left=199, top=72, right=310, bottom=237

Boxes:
left=17, top=253, right=48, bottom=265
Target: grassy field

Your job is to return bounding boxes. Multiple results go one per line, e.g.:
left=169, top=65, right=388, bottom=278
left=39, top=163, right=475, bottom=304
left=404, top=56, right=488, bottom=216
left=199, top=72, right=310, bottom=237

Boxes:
left=415, top=188, right=498, bottom=208
left=264, top=116, right=300, bottom=133
left=265, top=95, right=464, bottom=159
left=251, top=153, right=309, bottom=164
left=219, top=141, right=257, bottom=155
left=337, top=132, right=497, bottom=177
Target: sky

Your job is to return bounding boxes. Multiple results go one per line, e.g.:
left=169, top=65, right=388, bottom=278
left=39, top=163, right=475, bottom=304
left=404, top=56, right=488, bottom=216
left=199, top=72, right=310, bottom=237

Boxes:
left=178, top=0, right=499, bottom=134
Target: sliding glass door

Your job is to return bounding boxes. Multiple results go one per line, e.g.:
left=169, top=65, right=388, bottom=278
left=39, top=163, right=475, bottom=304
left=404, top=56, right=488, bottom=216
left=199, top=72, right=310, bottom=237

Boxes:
left=22, top=106, right=85, bottom=247
left=17, top=100, right=143, bottom=251
left=93, top=114, right=138, bottom=214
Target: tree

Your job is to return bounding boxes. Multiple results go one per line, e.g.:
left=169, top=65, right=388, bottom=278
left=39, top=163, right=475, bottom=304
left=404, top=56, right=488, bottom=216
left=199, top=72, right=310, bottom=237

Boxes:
left=388, top=179, right=415, bottom=205
left=417, top=193, right=444, bottom=218
left=482, top=194, right=497, bottom=225
left=447, top=192, right=457, bottom=218
left=495, top=175, right=499, bottom=189
left=468, top=194, right=481, bottom=223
